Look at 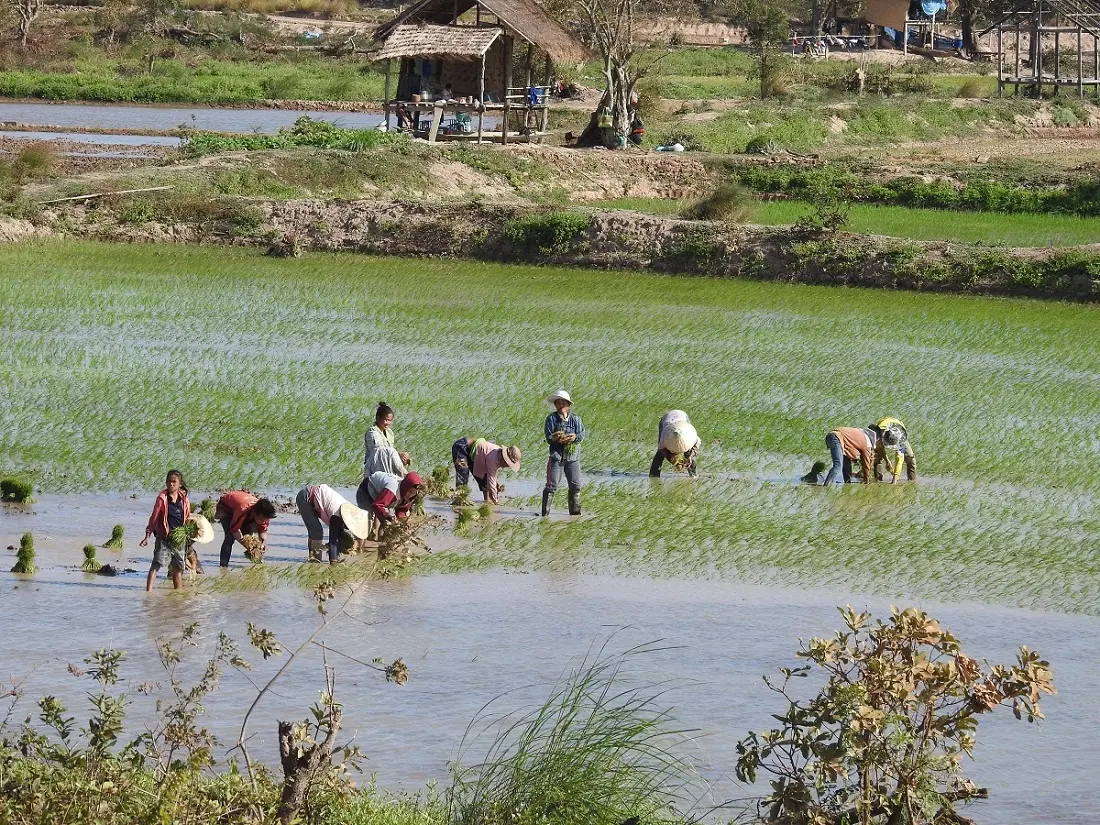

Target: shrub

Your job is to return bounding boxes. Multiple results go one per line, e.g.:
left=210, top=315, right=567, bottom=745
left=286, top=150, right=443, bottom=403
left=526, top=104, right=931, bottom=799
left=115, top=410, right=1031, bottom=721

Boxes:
left=956, top=78, right=985, bottom=98
left=14, top=143, right=57, bottom=181
left=0, top=477, right=34, bottom=502
left=449, top=640, right=696, bottom=825
left=736, top=606, right=1055, bottom=825
left=681, top=181, right=754, bottom=222
left=504, top=212, right=591, bottom=255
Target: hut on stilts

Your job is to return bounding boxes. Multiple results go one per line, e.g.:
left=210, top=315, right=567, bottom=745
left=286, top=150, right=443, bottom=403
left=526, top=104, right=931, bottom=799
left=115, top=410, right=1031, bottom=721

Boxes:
left=372, top=0, right=589, bottom=143
left=982, top=0, right=1100, bottom=98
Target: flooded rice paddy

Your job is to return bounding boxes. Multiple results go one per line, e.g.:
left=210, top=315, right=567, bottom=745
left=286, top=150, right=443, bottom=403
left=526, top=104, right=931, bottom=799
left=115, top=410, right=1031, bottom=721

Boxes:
left=2, top=495, right=1096, bottom=824
left=1, top=240, right=1099, bottom=820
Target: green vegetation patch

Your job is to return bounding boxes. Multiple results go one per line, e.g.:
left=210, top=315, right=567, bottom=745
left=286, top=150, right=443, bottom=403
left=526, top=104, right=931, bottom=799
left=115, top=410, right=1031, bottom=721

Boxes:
left=2, top=241, right=1100, bottom=612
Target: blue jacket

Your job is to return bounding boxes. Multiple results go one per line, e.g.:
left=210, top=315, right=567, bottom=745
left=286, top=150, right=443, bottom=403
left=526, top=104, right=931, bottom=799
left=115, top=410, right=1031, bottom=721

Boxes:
left=545, top=412, right=585, bottom=462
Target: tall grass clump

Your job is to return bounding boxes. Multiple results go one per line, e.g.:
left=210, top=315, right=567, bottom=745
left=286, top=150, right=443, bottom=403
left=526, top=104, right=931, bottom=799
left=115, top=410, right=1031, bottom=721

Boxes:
left=448, top=640, right=697, bottom=825
left=0, top=477, right=34, bottom=502
left=81, top=543, right=100, bottom=572
left=681, top=181, right=754, bottom=222
left=11, top=533, right=36, bottom=574
left=103, top=524, right=125, bottom=550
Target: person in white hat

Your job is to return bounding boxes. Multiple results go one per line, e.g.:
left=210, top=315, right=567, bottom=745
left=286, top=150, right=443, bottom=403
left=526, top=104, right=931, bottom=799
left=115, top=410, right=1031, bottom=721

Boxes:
left=470, top=441, right=522, bottom=504
left=295, top=483, right=372, bottom=564
left=542, top=390, right=585, bottom=516
left=649, top=410, right=701, bottom=477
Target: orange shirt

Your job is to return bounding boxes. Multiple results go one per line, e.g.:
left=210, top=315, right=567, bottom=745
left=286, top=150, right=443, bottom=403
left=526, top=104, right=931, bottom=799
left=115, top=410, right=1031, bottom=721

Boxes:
left=831, top=427, right=874, bottom=482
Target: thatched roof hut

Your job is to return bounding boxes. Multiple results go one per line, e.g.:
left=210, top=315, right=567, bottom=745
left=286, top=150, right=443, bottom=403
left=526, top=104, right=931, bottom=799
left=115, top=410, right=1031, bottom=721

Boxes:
left=373, top=0, right=589, bottom=143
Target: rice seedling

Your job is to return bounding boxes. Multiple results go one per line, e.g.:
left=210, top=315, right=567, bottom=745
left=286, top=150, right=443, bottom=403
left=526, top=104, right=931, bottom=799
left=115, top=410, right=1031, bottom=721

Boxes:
left=103, top=524, right=125, bottom=550
left=11, top=533, right=36, bottom=574
left=448, top=639, right=698, bottom=825
left=0, top=477, right=33, bottom=503
left=427, top=465, right=453, bottom=498
left=241, top=534, right=265, bottom=563
left=80, top=543, right=100, bottom=572
left=477, top=503, right=492, bottom=520
left=197, top=497, right=217, bottom=521
left=452, top=487, right=473, bottom=508
left=168, top=521, right=198, bottom=551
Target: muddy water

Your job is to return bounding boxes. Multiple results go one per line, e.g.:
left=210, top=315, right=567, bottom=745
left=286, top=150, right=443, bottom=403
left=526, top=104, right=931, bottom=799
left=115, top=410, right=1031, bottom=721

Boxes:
left=0, top=101, right=503, bottom=138
left=0, top=102, right=388, bottom=134
left=1, top=495, right=1094, bottom=824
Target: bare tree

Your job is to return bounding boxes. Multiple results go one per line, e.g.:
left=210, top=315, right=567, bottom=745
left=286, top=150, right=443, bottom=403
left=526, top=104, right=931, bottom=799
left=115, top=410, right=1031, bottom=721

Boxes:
left=558, top=0, right=672, bottom=144
left=12, top=0, right=43, bottom=47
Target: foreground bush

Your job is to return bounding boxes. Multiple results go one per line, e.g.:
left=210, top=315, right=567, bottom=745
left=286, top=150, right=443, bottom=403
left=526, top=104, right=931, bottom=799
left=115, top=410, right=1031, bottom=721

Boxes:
left=735, top=606, right=1055, bottom=825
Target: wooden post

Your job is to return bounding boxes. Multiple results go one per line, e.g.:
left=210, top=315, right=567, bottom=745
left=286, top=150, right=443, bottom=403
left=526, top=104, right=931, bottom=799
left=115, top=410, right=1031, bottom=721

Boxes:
left=1016, top=20, right=1022, bottom=95
left=477, top=52, right=486, bottom=144
left=1078, top=27, right=1084, bottom=97
left=539, top=53, right=551, bottom=137
left=1054, top=27, right=1060, bottom=90
left=502, top=35, right=513, bottom=145
left=428, top=101, right=443, bottom=143
left=384, top=59, right=392, bottom=130
left=997, top=25, right=1003, bottom=96
left=903, top=20, right=908, bottom=54
left=1095, top=34, right=1099, bottom=99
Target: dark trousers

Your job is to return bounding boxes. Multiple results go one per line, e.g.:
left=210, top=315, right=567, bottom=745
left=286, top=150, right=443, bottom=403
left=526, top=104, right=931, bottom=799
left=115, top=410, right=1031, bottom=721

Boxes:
left=220, top=516, right=260, bottom=566
left=452, top=437, right=474, bottom=486
left=355, top=478, right=371, bottom=510
left=822, top=432, right=851, bottom=485
left=296, top=488, right=341, bottom=561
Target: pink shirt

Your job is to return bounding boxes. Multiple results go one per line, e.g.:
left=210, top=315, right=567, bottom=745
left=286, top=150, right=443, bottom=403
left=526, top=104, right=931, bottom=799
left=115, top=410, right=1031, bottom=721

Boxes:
left=472, top=440, right=506, bottom=504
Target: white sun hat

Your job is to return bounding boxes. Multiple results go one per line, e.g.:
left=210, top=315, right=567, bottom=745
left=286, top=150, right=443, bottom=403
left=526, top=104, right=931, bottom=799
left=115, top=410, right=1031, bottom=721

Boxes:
left=188, top=514, right=215, bottom=544
left=547, top=389, right=573, bottom=404
left=338, top=503, right=373, bottom=540
left=663, top=421, right=699, bottom=456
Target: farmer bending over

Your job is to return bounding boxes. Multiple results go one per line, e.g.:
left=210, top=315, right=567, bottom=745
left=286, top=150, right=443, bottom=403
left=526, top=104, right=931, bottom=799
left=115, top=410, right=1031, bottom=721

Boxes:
left=451, top=435, right=479, bottom=488
left=873, top=416, right=917, bottom=483
left=296, top=483, right=371, bottom=564
left=649, top=410, right=700, bottom=478
left=360, top=471, right=424, bottom=541
left=822, top=426, right=877, bottom=485
left=215, top=490, right=277, bottom=567
left=471, top=441, right=521, bottom=504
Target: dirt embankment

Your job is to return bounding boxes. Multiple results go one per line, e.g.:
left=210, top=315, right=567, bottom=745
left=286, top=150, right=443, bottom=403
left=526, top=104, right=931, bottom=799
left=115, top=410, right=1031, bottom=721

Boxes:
left=22, top=197, right=1099, bottom=302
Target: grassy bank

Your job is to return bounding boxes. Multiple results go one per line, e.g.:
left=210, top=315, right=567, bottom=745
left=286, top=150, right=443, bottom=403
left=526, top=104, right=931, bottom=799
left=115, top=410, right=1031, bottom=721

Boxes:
left=599, top=197, right=1100, bottom=246
left=2, top=241, right=1099, bottom=611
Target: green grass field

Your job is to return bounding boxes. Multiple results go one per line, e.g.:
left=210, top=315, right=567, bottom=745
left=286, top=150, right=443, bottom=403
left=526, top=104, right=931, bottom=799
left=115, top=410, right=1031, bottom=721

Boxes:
left=596, top=197, right=1100, bottom=246
left=2, top=241, right=1099, bottom=611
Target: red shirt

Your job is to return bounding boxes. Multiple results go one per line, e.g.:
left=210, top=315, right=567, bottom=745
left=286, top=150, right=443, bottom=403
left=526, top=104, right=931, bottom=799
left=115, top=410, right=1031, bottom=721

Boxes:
left=145, top=489, right=191, bottom=540
left=218, top=490, right=270, bottom=534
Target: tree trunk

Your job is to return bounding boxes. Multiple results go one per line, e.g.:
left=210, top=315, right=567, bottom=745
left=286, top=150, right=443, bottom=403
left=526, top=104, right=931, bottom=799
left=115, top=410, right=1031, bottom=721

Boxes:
left=276, top=708, right=342, bottom=825
left=960, top=0, right=978, bottom=56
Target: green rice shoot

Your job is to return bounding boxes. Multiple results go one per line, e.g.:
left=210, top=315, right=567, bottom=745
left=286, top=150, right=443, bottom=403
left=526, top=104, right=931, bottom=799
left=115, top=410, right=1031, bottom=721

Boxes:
left=11, top=533, right=36, bottom=574
left=103, top=523, right=125, bottom=550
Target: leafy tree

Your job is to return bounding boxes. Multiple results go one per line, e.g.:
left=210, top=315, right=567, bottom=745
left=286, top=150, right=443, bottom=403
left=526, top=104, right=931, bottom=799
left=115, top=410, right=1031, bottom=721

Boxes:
left=736, top=605, right=1056, bottom=825
left=728, top=0, right=790, bottom=98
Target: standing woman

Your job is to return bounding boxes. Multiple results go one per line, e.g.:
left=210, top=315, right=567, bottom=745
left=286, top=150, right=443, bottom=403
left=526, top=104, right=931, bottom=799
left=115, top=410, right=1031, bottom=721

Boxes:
left=141, top=468, right=190, bottom=591
left=364, top=401, right=411, bottom=478
left=542, top=390, right=585, bottom=516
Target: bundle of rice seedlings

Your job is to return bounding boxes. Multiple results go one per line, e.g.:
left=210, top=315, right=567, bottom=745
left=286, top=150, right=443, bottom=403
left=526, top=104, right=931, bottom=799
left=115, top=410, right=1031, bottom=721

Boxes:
left=81, top=544, right=100, bottom=572
left=198, top=497, right=217, bottom=521
left=452, top=486, right=472, bottom=507
left=103, top=524, right=125, bottom=550
left=477, top=502, right=492, bottom=520
left=11, top=533, right=36, bottom=574
left=427, top=465, right=453, bottom=498
left=241, top=534, right=265, bottom=563
left=0, top=477, right=33, bottom=503
left=168, top=521, right=198, bottom=551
